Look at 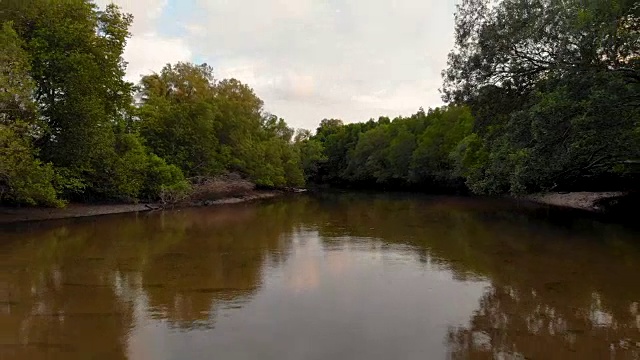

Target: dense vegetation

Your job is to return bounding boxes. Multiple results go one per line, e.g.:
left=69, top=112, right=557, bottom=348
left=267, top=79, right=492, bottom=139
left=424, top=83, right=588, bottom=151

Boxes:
left=297, top=107, right=475, bottom=192
left=1, top=0, right=638, bottom=207
left=299, top=0, right=639, bottom=194
left=0, top=0, right=304, bottom=206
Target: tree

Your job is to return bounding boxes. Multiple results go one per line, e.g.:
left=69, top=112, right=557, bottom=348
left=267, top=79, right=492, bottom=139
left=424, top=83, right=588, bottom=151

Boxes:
left=442, top=0, right=639, bottom=103
left=14, top=1, right=132, bottom=166
left=411, top=106, right=474, bottom=185
left=442, top=0, right=640, bottom=194
left=260, top=114, right=304, bottom=187
left=304, top=107, right=475, bottom=191
left=2, top=1, right=307, bottom=205
left=2, top=0, right=143, bottom=199
left=296, top=135, right=326, bottom=184
left=0, top=22, right=60, bottom=206
left=346, top=125, right=393, bottom=183
left=138, top=62, right=223, bottom=177
left=212, top=78, right=266, bottom=176
left=0, top=21, right=38, bottom=125
left=138, top=64, right=305, bottom=188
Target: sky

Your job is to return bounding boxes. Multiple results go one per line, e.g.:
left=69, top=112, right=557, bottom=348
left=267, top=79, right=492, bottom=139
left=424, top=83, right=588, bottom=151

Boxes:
left=94, top=0, right=459, bottom=130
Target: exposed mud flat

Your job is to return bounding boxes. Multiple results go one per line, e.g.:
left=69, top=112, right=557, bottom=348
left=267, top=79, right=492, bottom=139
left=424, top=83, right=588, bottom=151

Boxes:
left=0, top=191, right=282, bottom=224
left=525, top=191, right=629, bottom=212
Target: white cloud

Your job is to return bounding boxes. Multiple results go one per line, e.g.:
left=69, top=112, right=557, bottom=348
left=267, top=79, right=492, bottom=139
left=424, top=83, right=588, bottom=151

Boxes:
left=93, top=0, right=191, bottom=82
left=94, top=0, right=167, bottom=33
left=289, top=74, right=315, bottom=98
left=181, top=24, right=207, bottom=37
left=122, top=35, right=192, bottom=83
left=94, top=0, right=459, bottom=129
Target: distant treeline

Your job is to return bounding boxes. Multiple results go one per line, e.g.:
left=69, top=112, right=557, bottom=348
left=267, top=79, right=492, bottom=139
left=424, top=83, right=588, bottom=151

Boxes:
left=299, top=0, right=639, bottom=194
left=0, top=0, right=638, bottom=207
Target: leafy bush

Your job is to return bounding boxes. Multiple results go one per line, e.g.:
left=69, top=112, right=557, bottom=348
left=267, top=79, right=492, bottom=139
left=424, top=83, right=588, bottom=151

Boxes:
left=0, top=124, right=62, bottom=207
left=144, top=154, right=191, bottom=202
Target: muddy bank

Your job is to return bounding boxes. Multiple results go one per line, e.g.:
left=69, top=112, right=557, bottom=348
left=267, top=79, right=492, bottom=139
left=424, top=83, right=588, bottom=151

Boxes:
left=0, top=191, right=282, bottom=224
left=524, top=191, right=629, bottom=212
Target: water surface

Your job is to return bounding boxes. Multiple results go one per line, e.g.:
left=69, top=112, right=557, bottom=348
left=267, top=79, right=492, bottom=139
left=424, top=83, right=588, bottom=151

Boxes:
left=1, top=193, right=639, bottom=359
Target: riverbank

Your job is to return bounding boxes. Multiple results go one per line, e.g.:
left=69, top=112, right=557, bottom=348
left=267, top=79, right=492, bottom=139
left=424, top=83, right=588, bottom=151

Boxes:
left=1, top=189, right=632, bottom=225
left=524, top=191, right=629, bottom=212
left=0, top=190, right=282, bottom=224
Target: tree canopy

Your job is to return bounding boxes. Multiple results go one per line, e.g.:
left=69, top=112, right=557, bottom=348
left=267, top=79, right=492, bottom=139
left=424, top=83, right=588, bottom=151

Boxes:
left=440, top=0, right=640, bottom=193
left=0, top=0, right=637, bottom=206
left=0, top=0, right=303, bottom=206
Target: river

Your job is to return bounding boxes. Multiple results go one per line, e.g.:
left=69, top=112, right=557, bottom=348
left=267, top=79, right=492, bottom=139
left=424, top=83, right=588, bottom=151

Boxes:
left=1, top=193, right=639, bottom=359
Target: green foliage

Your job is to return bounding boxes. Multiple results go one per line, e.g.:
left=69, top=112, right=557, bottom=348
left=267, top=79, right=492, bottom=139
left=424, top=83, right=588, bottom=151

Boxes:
left=346, top=125, right=393, bottom=183
left=442, top=0, right=639, bottom=103
left=1, top=0, right=164, bottom=204
left=213, top=79, right=280, bottom=185
left=3, top=0, right=635, bottom=207
left=138, top=63, right=223, bottom=177
left=296, top=131, right=327, bottom=183
left=4, top=0, right=134, bottom=172
left=92, top=131, right=190, bottom=201
left=7, top=1, right=305, bottom=204
left=441, top=0, right=640, bottom=194
left=144, top=154, right=190, bottom=201
left=108, top=133, right=150, bottom=200
left=306, top=106, right=475, bottom=191
left=1, top=0, right=308, bottom=208
left=53, top=167, right=87, bottom=197
left=282, top=148, right=305, bottom=187
left=0, top=22, right=61, bottom=207
left=0, top=22, right=38, bottom=124
left=451, top=134, right=489, bottom=193
left=313, top=120, right=377, bottom=185
left=137, top=63, right=306, bottom=189
left=411, top=106, right=474, bottom=183
left=387, top=128, right=416, bottom=180
left=0, top=123, right=61, bottom=207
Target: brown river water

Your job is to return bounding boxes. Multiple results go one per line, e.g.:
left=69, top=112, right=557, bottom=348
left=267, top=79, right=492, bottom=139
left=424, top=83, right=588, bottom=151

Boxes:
left=1, top=193, right=639, bottom=360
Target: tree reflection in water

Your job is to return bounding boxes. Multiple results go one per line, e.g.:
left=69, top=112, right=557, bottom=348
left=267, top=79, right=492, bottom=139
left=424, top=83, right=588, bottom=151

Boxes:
left=311, top=194, right=640, bottom=359
left=0, top=193, right=638, bottom=359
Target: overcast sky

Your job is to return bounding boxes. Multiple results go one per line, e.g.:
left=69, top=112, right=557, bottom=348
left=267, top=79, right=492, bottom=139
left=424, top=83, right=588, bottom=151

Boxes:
left=95, top=0, right=459, bottom=130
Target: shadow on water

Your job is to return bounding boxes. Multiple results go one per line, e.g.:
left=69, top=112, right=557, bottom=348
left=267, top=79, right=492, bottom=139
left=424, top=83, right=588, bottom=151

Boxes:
left=0, top=193, right=639, bottom=359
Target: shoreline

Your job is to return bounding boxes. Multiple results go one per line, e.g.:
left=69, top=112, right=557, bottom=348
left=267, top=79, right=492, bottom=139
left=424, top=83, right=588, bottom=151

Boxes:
left=0, top=191, right=283, bottom=225
left=1, top=190, right=634, bottom=225
left=523, top=191, right=629, bottom=212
